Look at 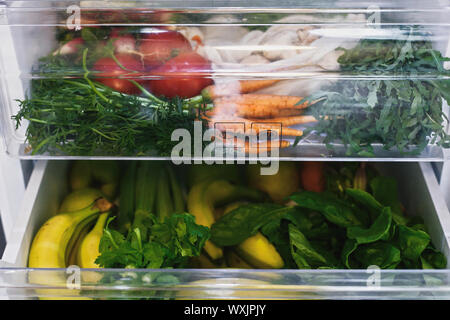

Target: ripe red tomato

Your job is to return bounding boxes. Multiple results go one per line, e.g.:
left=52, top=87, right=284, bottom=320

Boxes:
left=139, top=28, right=192, bottom=69
left=92, top=54, right=145, bottom=95
left=148, top=52, right=213, bottom=99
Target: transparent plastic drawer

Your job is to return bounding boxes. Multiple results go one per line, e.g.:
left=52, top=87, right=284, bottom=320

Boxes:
left=1, top=161, right=450, bottom=299
left=0, top=1, right=449, bottom=160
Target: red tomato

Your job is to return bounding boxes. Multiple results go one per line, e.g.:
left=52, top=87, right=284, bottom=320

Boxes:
left=148, top=52, right=213, bottom=99
left=92, top=54, right=145, bottom=95
left=139, top=28, right=192, bottom=69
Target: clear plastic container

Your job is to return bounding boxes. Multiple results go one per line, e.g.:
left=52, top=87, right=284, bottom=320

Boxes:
left=0, top=1, right=449, bottom=160
left=1, top=160, right=450, bottom=299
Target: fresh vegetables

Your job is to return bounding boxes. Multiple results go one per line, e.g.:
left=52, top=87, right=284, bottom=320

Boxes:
left=299, top=36, right=450, bottom=156
left=149, top=52, right=214, bottom=98
left=27, top=160, right=447, bottom=299
left=210, top=162, right=446, bottom=270
left=14, top=77, right=207, bottom=156
left=15, top=21, right=450, bottom=157
left=139, top=28, right=193, bottom=68
left=96, top=213, right=209, bottom=269
left=92, top=54, right=145, bottom=94
left=187, top=178, right=266, bottom=260
left=201, top=79, right=281, bottom=100
left=14, top=27, right=214, bottom=156
left=213, top=94, right=312, bottom=118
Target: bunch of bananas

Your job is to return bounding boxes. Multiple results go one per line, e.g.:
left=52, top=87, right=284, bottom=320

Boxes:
left=28, top=161, right=120, bottom=299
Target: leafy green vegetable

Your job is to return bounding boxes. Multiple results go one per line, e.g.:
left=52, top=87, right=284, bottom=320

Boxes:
left=353, top=242, right=401, bottom=269
left=209, top=163, right=446, bottom=271
left=347, top=207, right=392, bottom=244
left=290, top=191, right=363, bottom=227
left=370, top=176, right=408, bottom=225
left=289, top=224, right=328, bottom=269
left=397, top=224, right=430, bottom=261
left=341, top=239, right=358, bottom=269
left=210, top=203, right=283, bottom=246
left=96, top=213, right=210, bottom=269
left=300, top=33, right=450, bottom=156
left=14, top=44, right=210, bottom=157
left=421, top=247, right=447, bottom=269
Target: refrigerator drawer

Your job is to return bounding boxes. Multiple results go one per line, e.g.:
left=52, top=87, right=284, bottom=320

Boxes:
left=1, top=161, right=450, bottom=299
left=1, top=1, right=449, bottom=160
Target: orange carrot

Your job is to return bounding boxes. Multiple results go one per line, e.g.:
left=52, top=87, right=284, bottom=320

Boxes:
left=216, top=94, right=308, bottom=109
left=220, top=137, right=291, bottom=154
left=244, top=115, right=318, bottom=126
left=207, top=106, right=305, bottom=119
left=205, top=116, right=304, bottom=137
left=213, top=94, right=313, bottom=118
left=202, top=80, right=280, bottom=100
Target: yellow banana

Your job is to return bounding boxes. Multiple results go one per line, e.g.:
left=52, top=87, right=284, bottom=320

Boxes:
left=225, top=250, right=254, bottom=269
left=76, top=212, right=110, bottom=284
left=235, top=232, right=284, bottom=269
left=70, top=161, right=92, bottom=191
left=28, top=198, right=112, bottom=299
left=190, top=253, right=218, bottom=269
left=59, top=188, right=104, bottom=213
left=69, top=160, right=120, bottom=199
left=77, top=212, right=110, bottom=269
left=66, top=214, right=97, bottom=266
left=187, top=179, right=264, bottom=261
left=89, top=161, right=120, bottom=199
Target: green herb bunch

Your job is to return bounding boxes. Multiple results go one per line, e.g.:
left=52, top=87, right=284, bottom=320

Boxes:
left=96, top=213, right=210, bottom=269
left=14, top=78, right=206, bottom=156
left=301, top=31, right=450, bottom=156
left=14, top=44, right=209, bottom=156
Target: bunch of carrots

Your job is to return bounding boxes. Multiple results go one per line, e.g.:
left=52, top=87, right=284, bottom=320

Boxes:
left=198, top=79, right=318, bottom=154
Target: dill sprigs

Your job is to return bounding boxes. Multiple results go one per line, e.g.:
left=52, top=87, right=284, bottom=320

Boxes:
left=14, top=78, right=206, bottom=156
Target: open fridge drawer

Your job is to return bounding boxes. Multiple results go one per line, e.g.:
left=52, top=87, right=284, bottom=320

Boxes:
left=0, top=160, right=450, bottom=300
left=0, top=1, right=449, bottom=161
